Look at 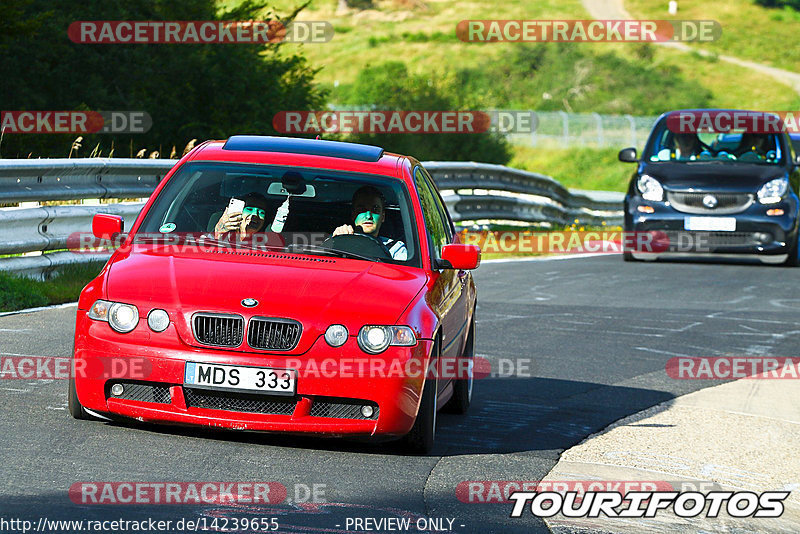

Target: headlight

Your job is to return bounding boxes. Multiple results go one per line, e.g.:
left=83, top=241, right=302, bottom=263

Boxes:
left=757, top=176, right=789, bottom=204
left=147, top=309, right=170, bottom=332
left=88, top=299, right=139, bottom=333
left=324, top=324, right=348, bottom=347
left=357, top=325, right=417, bottom=354
left=637, top=174, right=664, bottom=202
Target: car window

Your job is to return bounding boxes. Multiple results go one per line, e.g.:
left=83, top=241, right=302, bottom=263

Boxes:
left=413, top=166, right=448, bottom=259
left=419, top=166, right=455, bottom=242
left=137, top=162, right=420, bottom=267
left=644, top=122, right=784, bottom=165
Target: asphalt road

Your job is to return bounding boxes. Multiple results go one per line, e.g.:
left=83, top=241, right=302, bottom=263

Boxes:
left=2, top=254, right=800, bottom=533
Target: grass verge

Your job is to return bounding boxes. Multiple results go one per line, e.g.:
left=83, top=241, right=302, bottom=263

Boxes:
left=0, top=261, right=105, bottom=312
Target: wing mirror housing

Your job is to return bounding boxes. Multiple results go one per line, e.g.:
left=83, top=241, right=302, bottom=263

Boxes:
left=619, top=147, right=638, bottom=162
left=437, top=244, right=480, bottom=270
left=92, top=214, right=124, bottom=240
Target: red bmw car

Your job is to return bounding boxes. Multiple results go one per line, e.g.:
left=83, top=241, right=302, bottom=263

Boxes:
left=69, top=136, right=479, bottom=453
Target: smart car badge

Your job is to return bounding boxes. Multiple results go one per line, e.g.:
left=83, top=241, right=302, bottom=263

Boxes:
left=702, top=195, right=718, bottom=209
left=241, top=298, right=258, bottom=307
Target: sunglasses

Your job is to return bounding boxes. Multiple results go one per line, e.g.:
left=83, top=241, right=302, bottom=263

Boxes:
left=242, top=206, right=266, bottom=219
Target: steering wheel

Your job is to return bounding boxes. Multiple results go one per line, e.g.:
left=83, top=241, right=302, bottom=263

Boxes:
left=321, top=231, right=393, bottom=259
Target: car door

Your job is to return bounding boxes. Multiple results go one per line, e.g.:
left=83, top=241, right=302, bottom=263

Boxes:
left=419, top=166, right=471, bottom=361
left=413, top=166, right=463, bottom=399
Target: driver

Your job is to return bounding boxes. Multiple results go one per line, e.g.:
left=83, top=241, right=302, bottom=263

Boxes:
left=673, top=133, right=702, bottom=160
left=332, top=186, right=408, bottom=260
left=211, top=192, right=269, bottom=239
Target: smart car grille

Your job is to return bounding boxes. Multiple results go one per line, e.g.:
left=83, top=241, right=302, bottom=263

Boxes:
left=663, top=231, right=764, bottom=248
left=193, top=313, right=244, bottom=347
left=108, top=382, right=171, bottom=404
left=184, top=388, right=296, bottom=415
left=667, top=192, right=753, bottom=214
left=310, top=398, right=379, bottom=420
left=247, top=318, right=302, bottom=351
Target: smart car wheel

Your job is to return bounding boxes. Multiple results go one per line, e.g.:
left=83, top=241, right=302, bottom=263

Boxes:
left=444, top=320, right=474, bottom=414
left=783, top=231, right=799, bottom=267
left=401, top=338, right=439, bottom=454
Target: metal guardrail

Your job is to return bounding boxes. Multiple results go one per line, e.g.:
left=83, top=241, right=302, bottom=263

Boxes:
left=0, top=158, right=623, bottom=278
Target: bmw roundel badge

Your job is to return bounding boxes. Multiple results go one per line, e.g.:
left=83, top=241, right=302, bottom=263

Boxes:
left=241, top=298, right=258, bottom=308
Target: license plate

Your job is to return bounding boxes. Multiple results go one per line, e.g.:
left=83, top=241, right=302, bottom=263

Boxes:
left=684, top=217, right=736, bottom=231
left=184, top=362, right=296, bottom=395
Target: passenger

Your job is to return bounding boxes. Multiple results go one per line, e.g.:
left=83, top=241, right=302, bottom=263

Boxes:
left=211, top=192, right=269, bottom=239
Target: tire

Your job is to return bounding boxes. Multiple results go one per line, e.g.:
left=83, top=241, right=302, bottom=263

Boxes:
left=68, top=377, right=92, bottom=420
left=444, top=321, right=474, bottom=414
left=623, top=251, right=635, bottom=262
left=783, top=232, right=799, bottom=267
left=401, top=338, right=439, bottom=454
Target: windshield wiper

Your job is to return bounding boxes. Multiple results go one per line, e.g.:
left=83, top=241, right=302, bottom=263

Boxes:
left=289, top=244, right=378, bottom=262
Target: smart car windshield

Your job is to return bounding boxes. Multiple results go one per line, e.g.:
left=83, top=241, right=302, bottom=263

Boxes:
left=644, top=123, right=785, bottom=165
left=137, top=162, right=420, bottom=267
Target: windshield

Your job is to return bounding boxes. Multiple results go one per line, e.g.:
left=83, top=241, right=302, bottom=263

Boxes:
left=137, top=162, right=420, bottom=267
left=644, top=122, right=785, bottom=165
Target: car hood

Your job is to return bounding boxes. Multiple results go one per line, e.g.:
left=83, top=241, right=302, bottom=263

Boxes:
left=641, top=162, right=785, bottom=192
left=105, top=247, right=428, bottom=354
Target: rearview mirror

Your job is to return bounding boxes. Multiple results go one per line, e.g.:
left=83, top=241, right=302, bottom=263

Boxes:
left=92, top=213, right=124, bottom=240
left=439, top=244, right=480, bottom=270
left=618, top=147, right=638, bottom=162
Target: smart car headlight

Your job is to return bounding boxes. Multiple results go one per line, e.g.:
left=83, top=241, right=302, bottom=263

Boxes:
left=88, top=299, right=139, bottom=333
left=757, top=176, right=789, bottom=204
left=637, top=174, right=664, bottom=202
left=357, top=326, right=417, bottom=354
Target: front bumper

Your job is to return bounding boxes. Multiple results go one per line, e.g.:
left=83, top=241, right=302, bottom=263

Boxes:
left=624, top=194, right=799, bottom=259
left=73, top=311, right=433, bottom=438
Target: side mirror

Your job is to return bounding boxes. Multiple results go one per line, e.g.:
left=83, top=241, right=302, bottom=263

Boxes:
left=794, top=155, right=800, bottom=166
left=618, top=147, right=638, bottom=162
left=92, top=213, right=124, bottom=240
left=439, top=244, right=480, bottom=270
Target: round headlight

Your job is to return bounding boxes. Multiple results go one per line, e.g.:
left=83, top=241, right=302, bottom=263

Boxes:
left=108, top=302, right=139, bottom=333
left=147, top=309, right=170, bottom=332
left=325, top=324, right=348, bottom=347
left=358, top=326, right=391, bottom=354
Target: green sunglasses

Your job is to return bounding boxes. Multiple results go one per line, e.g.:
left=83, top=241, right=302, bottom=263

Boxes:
left=242, top=206, right=266, bottom=219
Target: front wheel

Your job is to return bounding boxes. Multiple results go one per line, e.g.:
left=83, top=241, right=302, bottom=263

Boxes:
left=68, top=377, right=92, bottom=420
left=401, top=339, right=439, bottom=454
left=783, top=231, right=799, bottom=267
left=444, top=321, right=474, bottom=414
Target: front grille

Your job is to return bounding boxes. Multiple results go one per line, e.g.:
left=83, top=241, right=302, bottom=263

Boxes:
left=184, top=388, right=297, bottom=415
left=667, top=192, right=753, bottom=214
left=663, top=231, right=765, bottom=249
left=108, top=382, right=171, bottom=404
left=310, top=398, right=379, bottom=420
left=248, top=317, right=301, bottom=351
left=193, top=313, right=244, bottom=347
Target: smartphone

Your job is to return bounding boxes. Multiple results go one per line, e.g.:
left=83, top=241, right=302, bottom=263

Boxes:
left=227, top=198, right=245, bottom=216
